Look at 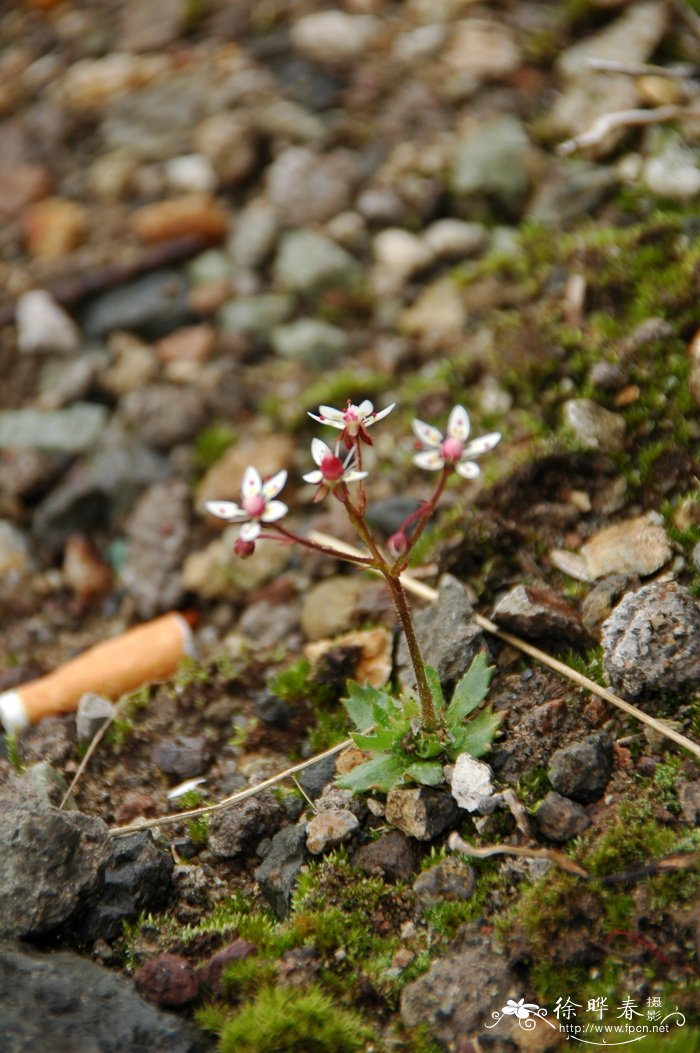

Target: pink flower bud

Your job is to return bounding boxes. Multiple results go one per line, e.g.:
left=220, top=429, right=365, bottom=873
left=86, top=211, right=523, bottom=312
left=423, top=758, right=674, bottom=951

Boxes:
left=234, top=538, right=256, bottom=558
left=388, top=531, right=409, bottom=557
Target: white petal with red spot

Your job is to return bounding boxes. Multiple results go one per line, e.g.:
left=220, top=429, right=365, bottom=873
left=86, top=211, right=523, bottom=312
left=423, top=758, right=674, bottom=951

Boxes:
left=412, top=419, right=443, bottom=447
left=414, top=449, right=444, bottom=470
left=447, top=405, right=470, bottom=441
left=262, top=469, right=287, bottom=499
left=205, top=500, right=247, bottom=521
left=262, top=500, right=288, bottom=522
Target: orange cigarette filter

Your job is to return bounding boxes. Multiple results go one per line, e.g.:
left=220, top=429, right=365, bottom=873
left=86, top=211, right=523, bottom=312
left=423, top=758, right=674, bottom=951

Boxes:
left=0, top=613, right=195, bottom=735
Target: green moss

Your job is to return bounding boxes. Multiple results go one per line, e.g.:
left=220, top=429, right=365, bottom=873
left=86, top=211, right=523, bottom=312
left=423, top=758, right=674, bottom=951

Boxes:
left=194, top=422, right=236, bottom=471
left=220, top=957, right=277, bottom=999
left=207, top=984, right=374, bottom=1053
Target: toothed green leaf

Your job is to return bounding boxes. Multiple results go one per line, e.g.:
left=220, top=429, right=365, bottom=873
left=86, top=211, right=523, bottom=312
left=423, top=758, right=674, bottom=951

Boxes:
left=452, top=708, right=502, bottom=758
left=352, top=727, right=403, bottom=751
left=425, top=665, right=445, bottom=713
left=446, top=652, right=494, bottom=726
left=336, top=753, right=407, bottom=793
left=405, top=761, right=444, bottom=786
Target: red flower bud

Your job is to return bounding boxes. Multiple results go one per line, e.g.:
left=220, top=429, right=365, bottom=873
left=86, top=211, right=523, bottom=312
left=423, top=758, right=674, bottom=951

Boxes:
left=388, top=531, right=409, bottom=557
left=234, top=538, right=256, bottom=558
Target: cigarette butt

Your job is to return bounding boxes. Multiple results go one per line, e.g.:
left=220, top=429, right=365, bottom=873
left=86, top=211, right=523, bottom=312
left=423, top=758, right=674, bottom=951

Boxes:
left=0, top=613, right=195, bottom=735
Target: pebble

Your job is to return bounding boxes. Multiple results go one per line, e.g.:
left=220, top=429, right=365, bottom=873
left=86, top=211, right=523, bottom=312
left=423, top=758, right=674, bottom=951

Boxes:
left=119, top=384, right=206, bottom=450
left=266, top=147, right=357, bottom=226
left=678, top=781, right=700, bottom=826
left=16, top=290, right=81, bottom=355
left=372, top=228, right=433, bottom=294
left=271, top=318, right=349, bottom=367
left=0, top=520, right=33, bottom=577
left=450, top=753, right=495, bottom=812
left=120, top=479, right=190, bottom=617
left=156, top=324, right=215, bottom=367
left=134, top=954, right=199, bottom=1009
left=492, top=583, right=589, bottom=648
left=581, top=575, right=630, bottom=636
left=297, top=754, right=337, bottom=802
left=644, top=134, right=700, bottom=201
left=393, top=24, right=448, bottom=64
left=274, top=229, right=358, bottom=293
left=192, top=113, right=257, bottom=187
left=218, top=294, right=294, bottom=339
left=164, top=153, right=218, bottom=194
left=76, top=692, right=115, bottom=743
left=422, top=218, right=487, bottom=259
left=548, top=733, right=614, bottom=804
left=0, top=163, right=51, bottom=220
left=300, top=577, right=365, bottom=641
left=385, top=787, right=458, bottom=841
left=563, top=398, right=625, bottom=452
left=0, top=403, right=108, bottom=454
left=399, top=278, right=468, bottom=347
left=534, top=791, right=591, bottom=842
left=208, top=792, right=285, bottom=859
left=38, top=352, right=105, bottom=410
left=0, top=943, right=203, bottom=1053
left=453, top=115, right=531, bottom=214
left=551, top=514, right=671, bottom=582
left=602, top=581, right=700, bottom=698
left=444, top=18, right=522, bottom=84
left=305, top=809, right=360, bottom=854
left=228, top=198, right=279, bottom=271
left=290, top=12, right=380, bottom=67
left=129, top=194, right=228, bottom=243
left=396, top=574, right=482, bottom=693
left=22, top=196, right=88, bottom=259
left=82, top=269, right=191, bottom=339
left=254, top=823, right=308, bottom=919
left=151, top=736, right=209, bottom=781
left=413, top=857, right=475, bottom=907
left=352, top=829, right=422, bottom=882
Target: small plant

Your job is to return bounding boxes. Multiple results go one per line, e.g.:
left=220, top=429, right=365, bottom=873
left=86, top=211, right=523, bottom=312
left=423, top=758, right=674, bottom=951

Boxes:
left=337, top=652, right=501, bottom=792
left=206, top=399, right=502, bottom=792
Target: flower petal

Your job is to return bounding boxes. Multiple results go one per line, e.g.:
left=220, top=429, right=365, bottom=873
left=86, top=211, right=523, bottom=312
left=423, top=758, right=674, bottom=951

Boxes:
left=343, top=470, right=369, bottom=483
left=447, top=405, right=470, bottom=441
left=356, top=399, right=374, bottom=418
left=455, top=460, right=480, bottom=479
left=370, top=402, right=395, bottom=425
left=414, top=450, right=444, bottom=470
left=316, top=405, right=346, bottom=426
left=462, top=432, right=501, bottom=458
left=303, top=469, right=323, bottom=484
left=262, top=500, right=287, bottom=522
left=262, top=469, right=288, bottom=500
left=310, top=437, right=333, bottom=467
left=241, top=466, right=262, bottom=499
left=412, top=419, right=443, bottom=448
left=205, top=500, right=246, bottom=520
left=239, top=521, right=261, bottom=541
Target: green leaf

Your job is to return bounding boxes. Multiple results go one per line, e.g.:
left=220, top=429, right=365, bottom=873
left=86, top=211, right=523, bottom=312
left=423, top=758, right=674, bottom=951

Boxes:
left=352, top=728, right=400, bottom=752
left=413, top=731, right=445, bottom=759
left=404, top=761, right=444, bottom=786
left=446, top=653, right=494, bottom=726
left=336, top=753, right=407, bottom=793
left=453, top=708, right=502, bottom=759
left=343, top=682, right=382, bottom=731
left=425, top=665, right=445, bottom=713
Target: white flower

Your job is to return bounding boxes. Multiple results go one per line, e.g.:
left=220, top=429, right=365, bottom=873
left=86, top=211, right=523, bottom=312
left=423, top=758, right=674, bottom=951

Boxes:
left=206, top=466, right=287, bottom=541
left=303, top=438, right=368, bottom=488
left=412, top=404, right=500, bottom=479
left=308, top=399, right=395, bottom=447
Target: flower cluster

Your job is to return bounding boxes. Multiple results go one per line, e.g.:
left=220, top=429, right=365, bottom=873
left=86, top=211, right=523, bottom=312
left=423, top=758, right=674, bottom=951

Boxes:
left=206, top=400, right=500, bottom=560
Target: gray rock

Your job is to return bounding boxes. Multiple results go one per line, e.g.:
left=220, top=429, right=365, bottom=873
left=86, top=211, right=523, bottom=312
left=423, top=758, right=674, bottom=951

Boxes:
left=218, top=294, right=293, bottom=338
left=564, top=398, right=625, bottom=452
left=274, top=229, right=358, bottom=292
left=0, top=801, right=110, bottom=939
left=228, top=198, right=279, bottom=271
left=76, top=693, right=116, bottom=744
left=208, top=792, right=285, bottom=859
left=385, top=787, right=458, bottom=841
left=679, top=782, right=700, bottom=826
left=548, top=733, right=614, bottom=804
left=16, top=290, right=80, bottom=354
left=534, top=791, right=591, bottom=842
left=151, top=736, right=209, bottom=781
left=266, top=147, right=356, bottom=226
left=400, top=925, right=519, bottom=1041
left=644, top=133, right=700, bottom=201
left=81, top=270, right=191, bottom=339
left=0, top=404, right=108, bottom=453
left=396, top=574, right=482, bottom=694
left=254, top=823, right=308, bottom=918
left=305, top=809, right=359, bottom=854
left=0, top=941, right=206, bottom=1053
left=413, top=858, right=476, bottom=908
left=271, top=318, right=349, bottom=366
left=581, top=575, right=631, bottom=636
left=602, top=581, right=700, bottom=697
left=119, top=384, right=206, bottom=450
left=297, top=753, right=337, bottom=800
left=121, top=480, right=190, bottom=618
left=291, top=12, right=379, bottom=67
left=453, top=115, right=531, bottom=215
left=77, top=831, right=173, bottom=942
left=352, top=830, right=422, bottom=883
left=492, top=584, right=590, bottom=648
left=365, top=496, right=422, bottom=537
